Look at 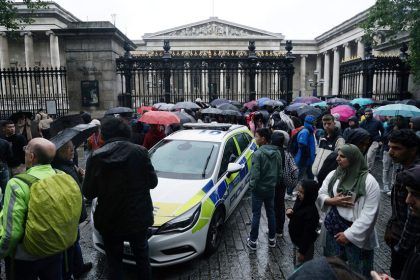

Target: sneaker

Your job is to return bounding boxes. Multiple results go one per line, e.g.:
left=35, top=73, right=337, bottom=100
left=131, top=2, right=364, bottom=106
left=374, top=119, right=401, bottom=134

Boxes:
left=247, top=238, right=257, bottom=250
left=276, top=232, right=283, bottom=238
left=387, top=191, right=391, bottom=197
left=285, top=194, right=296, bottom=201
left=381, top=187, right=390, bottom=193
left=268, top=238, right=276, bottom=248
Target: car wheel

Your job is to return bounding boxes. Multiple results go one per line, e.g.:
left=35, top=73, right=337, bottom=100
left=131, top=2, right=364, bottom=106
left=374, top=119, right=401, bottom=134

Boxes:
left=204, top=207, right=225, bottom=256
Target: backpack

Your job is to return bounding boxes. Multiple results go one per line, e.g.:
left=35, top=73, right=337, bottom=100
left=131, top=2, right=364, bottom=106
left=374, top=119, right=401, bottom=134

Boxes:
left=283, top=151, right=299, bottom=188
left=288, top=126, right=305, bottom=156
left=15, top=170, right=82, bottom=257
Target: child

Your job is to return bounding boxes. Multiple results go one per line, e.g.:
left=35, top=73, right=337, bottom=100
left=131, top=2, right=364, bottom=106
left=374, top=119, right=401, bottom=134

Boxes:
left=286, top=180, right=319, bottom=266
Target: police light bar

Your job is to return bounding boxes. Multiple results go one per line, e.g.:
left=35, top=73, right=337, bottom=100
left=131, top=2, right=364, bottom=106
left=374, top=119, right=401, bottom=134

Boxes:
left=183, top=122, right=234, bottom=131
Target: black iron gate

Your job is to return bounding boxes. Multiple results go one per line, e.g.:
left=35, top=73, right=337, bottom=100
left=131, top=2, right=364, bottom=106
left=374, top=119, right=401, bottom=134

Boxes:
left=339, top=43, right=410, bottom=100
left=0, top=67, right=68, bottom=119
left=116, top=40, right=295, bottom=107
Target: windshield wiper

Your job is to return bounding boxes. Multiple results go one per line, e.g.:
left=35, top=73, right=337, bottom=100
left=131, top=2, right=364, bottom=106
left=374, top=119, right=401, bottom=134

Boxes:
left=202, top=145, right=215, bottom=178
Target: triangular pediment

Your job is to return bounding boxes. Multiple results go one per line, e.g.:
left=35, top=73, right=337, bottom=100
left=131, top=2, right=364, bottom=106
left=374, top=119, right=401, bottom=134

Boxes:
left=143, top=17, right=284, bottom=40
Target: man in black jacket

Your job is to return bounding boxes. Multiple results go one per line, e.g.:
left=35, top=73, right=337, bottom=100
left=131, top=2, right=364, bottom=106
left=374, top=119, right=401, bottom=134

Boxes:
left=83, top=117, right=158, bottom=280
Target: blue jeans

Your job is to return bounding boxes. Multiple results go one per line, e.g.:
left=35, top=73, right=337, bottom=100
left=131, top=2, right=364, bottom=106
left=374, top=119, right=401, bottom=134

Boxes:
left=63, top=228, right=84, bottom=279
left=102, top=230, right=151, bottom=280
left=249, top=192, right=276, bottom=241
left=5, top=253, right=63, bottom=280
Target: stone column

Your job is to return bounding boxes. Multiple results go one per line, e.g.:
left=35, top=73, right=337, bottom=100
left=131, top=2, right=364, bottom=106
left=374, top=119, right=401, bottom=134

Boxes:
left=237, top=68, right=242, bottom=97
left=332, top=47, right=340, bottom=95
left=300, top=55, right=307, bottom=95
left=202, top=69, right=207, bottom=98
left=343, top=43, right=351, bottom=60
left=323, top=51, right=330, bottom=96
left=21, top=31, right=34, bottom=68
left=356, top=38, right=365, bottom=59
left=316, top=55, right=322, bottom=96
left=0, top=32, right=10, bottom=69
left=219, top=69, right=224, bottom=98
left=46, top=31, right=60, bottom=68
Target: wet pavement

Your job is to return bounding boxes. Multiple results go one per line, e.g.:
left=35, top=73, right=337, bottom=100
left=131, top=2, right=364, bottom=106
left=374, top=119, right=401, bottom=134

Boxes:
left=77, top=150, right=392, bottom=280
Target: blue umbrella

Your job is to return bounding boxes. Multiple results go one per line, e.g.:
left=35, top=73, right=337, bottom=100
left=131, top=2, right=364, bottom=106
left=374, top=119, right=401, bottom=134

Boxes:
left=210, top=98, right=229, bottom=107
left=285, top=102, right=307, bottom=112
left=374, top=104, right=420, bottom=117
left=257, top=97, right=270, bottom=107
left=310, top=101, right=328, bottom=108
left=351, top=98, right=374, bottom=106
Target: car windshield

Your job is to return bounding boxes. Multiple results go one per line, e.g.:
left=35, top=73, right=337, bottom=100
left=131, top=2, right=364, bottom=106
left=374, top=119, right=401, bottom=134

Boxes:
left=149, top=139, right=220, bottom=179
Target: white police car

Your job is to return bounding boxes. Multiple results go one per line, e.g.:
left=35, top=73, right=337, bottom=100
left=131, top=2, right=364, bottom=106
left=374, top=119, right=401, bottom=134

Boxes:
left=91, top=123, right=256, bottom=266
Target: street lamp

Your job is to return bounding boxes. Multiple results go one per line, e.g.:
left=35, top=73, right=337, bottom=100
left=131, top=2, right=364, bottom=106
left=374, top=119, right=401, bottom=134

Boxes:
left=308, top=70, right=324, bottom=97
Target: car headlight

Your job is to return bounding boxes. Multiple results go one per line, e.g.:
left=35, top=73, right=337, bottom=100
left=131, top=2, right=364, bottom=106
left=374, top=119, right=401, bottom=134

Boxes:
left=156, top=203, right=201, bottom=234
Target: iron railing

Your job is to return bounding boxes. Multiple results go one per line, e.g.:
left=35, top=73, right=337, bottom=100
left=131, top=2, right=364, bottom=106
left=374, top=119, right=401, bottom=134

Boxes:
left=0, top=67, right=68, bottom=120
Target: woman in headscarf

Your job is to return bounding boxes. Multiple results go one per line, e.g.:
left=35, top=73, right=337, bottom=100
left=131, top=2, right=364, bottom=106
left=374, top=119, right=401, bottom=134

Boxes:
left=316, top=144, right=380, bottom=278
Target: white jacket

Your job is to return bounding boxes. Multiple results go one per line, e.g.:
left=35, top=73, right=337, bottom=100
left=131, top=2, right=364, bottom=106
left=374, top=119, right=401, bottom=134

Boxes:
left=316, top=170, right=380, bottom=250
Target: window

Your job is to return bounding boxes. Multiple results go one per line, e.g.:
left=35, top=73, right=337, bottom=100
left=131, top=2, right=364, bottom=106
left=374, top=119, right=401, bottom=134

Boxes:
left=235, top=133, right=251, bottom=154
left=218, top=137, right=239, bottom=179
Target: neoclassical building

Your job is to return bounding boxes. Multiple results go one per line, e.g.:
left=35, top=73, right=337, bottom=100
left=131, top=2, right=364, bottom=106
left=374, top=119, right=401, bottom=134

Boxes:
left=0, top=2, right=417, bottom=117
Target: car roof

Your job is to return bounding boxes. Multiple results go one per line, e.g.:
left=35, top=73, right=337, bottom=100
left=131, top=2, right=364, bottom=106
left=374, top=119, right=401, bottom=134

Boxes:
left=165, top=123, right=250, bottom=142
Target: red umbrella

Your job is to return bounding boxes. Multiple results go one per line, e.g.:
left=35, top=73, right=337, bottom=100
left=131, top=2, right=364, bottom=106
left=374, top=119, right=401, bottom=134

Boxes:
left=137, top=106, right=154, bottom=114
left=330, top=105, right=356, bottom=122
left=138, top=111, right=180, bottom=125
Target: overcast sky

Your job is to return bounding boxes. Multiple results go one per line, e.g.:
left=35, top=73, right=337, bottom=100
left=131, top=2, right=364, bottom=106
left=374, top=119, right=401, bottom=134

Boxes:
left=53, top=0, right=376, bottom=40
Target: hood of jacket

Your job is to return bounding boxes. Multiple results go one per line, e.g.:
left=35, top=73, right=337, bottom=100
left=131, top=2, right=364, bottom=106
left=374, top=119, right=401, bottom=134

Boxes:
left=345, top=128, right=370, bottom=146
left=258, top=144, right=280, bottom=158
left=411, top=116, right=420, bottom=131
left=92, top=138, right=137, bottom=164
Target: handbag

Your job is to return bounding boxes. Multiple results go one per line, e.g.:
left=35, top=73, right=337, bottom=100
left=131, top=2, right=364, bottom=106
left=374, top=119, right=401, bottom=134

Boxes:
left=283, top=151, right=299, bottom=188
left=324, top=206, right=353, bottom=236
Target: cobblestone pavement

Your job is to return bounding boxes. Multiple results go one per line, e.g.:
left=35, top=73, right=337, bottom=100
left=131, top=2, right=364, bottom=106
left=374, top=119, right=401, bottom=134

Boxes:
left=78, top=151, right=392, bottom=280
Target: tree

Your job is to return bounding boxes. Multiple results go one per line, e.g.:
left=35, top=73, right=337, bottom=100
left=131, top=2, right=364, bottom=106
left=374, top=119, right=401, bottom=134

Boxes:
left=362, top=0, right=420, bottom=81
left=0, top=0, right=47, bottom=31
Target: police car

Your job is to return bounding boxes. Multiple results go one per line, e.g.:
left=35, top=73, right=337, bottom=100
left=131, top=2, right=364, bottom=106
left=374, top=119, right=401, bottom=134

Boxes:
left=91, top=123, right=256, bottom=266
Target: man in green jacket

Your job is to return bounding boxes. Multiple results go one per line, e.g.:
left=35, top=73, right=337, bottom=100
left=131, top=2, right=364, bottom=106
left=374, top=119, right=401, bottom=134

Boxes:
left=247, top=128, right=283, bottom=250
left=0, top=138, right=64, bottom=279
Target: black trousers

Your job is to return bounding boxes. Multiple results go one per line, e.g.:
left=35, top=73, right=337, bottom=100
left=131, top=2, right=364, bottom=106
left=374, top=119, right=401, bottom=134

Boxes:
left=390, top=240, right=409, bottom=279
left=102, top=230, right=151, bottom=280
left=274, top=184, right=286, bottom=234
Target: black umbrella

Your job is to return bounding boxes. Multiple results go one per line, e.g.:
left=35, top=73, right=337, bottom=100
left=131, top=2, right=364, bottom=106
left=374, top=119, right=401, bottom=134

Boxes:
left=50, top=123, right=99, bottom=149
left=9, top=111, right=33, bottom=122
left=50, top=114, right=84, bottom=137
left=201, top=108, right=223, bottom=115
left=173, top=102, right=201, bottom=110
left=296, top=106, right=322, bottom=119
left=104, top=107, right=133, bottom=116
left=222, top=110, right=243, bottom=117
left=173, top=111, right=196, bottom=124
left=217, top=103, right=240, bottom=111
left=210, top=98, right=229, bottom=107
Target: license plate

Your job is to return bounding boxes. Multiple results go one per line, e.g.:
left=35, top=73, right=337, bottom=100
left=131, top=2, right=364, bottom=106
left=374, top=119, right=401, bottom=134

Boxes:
left=123, top=245, right=133, bottom=256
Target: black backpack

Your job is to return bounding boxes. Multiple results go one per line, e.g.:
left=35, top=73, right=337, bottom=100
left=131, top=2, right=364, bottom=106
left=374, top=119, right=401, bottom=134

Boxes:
left=288, top=127, right=305, bottom=156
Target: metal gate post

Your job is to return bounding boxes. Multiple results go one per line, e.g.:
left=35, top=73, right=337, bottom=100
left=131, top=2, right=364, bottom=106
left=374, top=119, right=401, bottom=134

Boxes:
left=285, top=40, right=296, bottom=103
left=163, top=40, right=172, bottom=103
left=399, top=43, right=410, bottom=99
left=362, top=42, right=374, bottom=98
left=248, top=41, right=257, bottom=101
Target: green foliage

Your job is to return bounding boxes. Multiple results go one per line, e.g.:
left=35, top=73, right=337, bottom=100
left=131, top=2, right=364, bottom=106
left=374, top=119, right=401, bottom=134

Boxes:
left=362, top=0, right=420, bottom=81
left=0, top=0, right=47, bottom=31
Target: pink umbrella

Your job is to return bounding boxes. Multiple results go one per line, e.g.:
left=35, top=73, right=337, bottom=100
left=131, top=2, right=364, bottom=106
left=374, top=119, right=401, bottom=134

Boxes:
left=244, top=100, right=257, bottom=109
left=138, top=111, right=180, bottom=125
left=330, top=105, right=356, bottom=122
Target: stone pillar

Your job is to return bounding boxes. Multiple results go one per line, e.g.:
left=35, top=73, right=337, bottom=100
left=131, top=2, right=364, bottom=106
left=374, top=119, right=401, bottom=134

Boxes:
left=21, top=31, right=34, bottom=67
left=46, top=31, right=60, bottom=68
left=323, top=51, right=330, bottom=96
left=0, top=32, right=10, bottom=69
left=184, top=69, right=189, bottom=100
left=343, top=43, right=351, bottom=60
left=300, top=55, right=307, bottom=95
left=219, top=69, right=224, bottom=98
left=356, top=38, right=365, bottom=59
left=316, top=55, right=322, bottom=96
left=202, top=70, right=207, bottom=99
left=237, top=69, right=242, bottom=97
left=332, top=47, right=340, bottom=95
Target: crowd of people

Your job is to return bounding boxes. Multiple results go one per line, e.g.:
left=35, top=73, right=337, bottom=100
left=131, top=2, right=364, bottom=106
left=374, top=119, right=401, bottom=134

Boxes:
left=0, top=98, right=420, bottom=280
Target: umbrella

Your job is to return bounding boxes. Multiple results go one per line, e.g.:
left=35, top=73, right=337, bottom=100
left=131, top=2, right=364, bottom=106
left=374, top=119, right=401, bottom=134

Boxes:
left=217, top=103, right=240, bottom=111
left=397, top=99, right=418, bottom=106
left=153, top=102, right=167, bottom=109
left=327, top=97, right=349, bottom=105
left=330, top=105, right=356, bottom=122
left=50, top=114, right=84, bottom=137
left=244, top=100, right=257, bottom=109
left=296, top=106, right=322, bottom=119
left=210, top=98, right=229, bottom=107
left=50, top=123, right=99, bottom=149
left=173, top=101, right=201, bottom=110
left=262, top=99, right=284, bottom=108
left=229, top=100, right=243, bottom=108
left=310, top=101, right=328, bottom=108
left=351, top=98, right=374, bottom=106
left=222, top=110, right=243, bottom=117
left=137, top=106, right=153, bottom=114
left=373, top=104, right=420, bottom=118
left=285, top=102, right=307, bottom=112
left=257, top=97, right=270, bottom=107
left=104, top=107, right=133, bottom=116
left=201, top=108, right=223, bottom=115
left=293, top=96, right=322, bottom=104
left=158, top=103, right=175, bottom=111
left=9, top=111, right=33, bottom=122
left=138, top=111, right=180, bottom=125
left=173, top=111, right=196, bottom=124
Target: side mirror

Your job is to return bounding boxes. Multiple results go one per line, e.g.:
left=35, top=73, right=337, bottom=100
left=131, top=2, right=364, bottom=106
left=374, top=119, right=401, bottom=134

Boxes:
left=227, top=163, right=243, bottom=176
